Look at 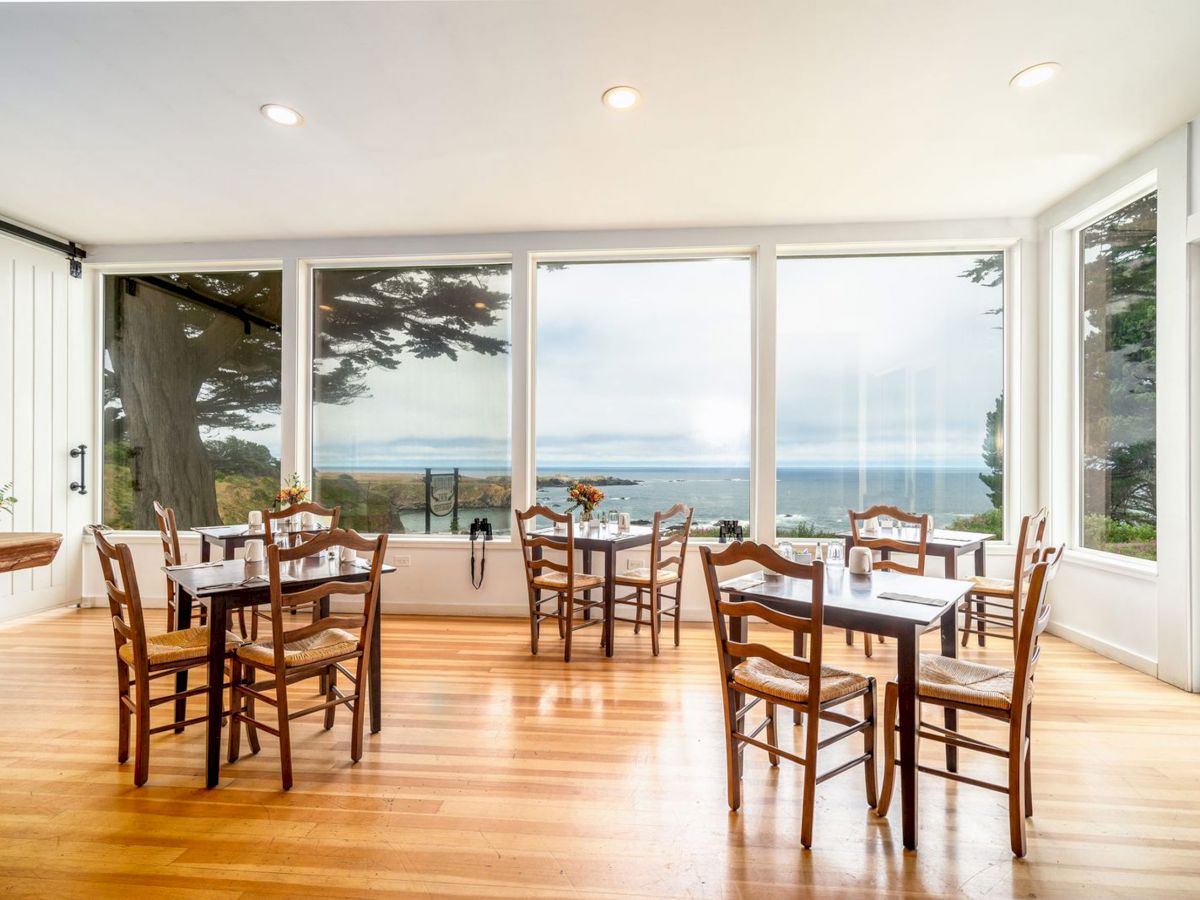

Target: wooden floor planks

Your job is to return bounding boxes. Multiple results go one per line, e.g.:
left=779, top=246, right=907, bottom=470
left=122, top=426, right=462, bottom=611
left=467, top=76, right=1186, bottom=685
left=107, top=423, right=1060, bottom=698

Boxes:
left=1, top=607, right=1199, bottom=898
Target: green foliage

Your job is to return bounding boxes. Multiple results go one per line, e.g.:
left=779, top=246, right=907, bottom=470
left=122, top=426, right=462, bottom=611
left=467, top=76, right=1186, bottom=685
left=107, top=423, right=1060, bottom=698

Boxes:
left=313, top=471, right=511, bottom=534
left=0, top=482, right=15, bottom=516
left=979, top=395, right=1003, bottom=511
left=949, top=506, right=1003, bottom=540
left=1082, top=514, right=1156, bottom=560
left=776, top=519, right=840, bottom=539
left=205, top=436, right=280, bottom=479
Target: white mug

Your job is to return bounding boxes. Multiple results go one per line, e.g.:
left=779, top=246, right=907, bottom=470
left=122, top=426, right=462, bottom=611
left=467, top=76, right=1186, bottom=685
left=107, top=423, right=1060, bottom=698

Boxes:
left=302, top=511, right=316, bottom=529
left=863, top=517, right=879, bottom=536
left=848, top=546, right=873, bottom=575
left=248, top=510, right=263, bottom=528
left=244, top=539, right=264, bottom=562
left=340, top=546, right=357, bottom=563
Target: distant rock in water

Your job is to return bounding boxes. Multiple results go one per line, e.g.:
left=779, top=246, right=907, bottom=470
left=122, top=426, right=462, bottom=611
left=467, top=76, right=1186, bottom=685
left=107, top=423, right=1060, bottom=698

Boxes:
left=536, top=474, right=641, bottom=487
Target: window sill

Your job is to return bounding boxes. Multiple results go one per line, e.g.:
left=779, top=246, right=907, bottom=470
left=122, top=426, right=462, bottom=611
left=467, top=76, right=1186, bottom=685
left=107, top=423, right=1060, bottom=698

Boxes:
left=1065, top=546, right=1158, bottom=581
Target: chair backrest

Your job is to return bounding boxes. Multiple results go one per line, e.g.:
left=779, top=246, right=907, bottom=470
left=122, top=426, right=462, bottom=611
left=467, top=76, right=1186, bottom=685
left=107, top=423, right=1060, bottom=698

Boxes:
left=700, top=540, right=827, bottom=714
left=1010, top=544, right=1065, bottom=712
left=515, top=505, right=578, bottom=594
left=848, top=504, right=929, bottom=575
left=93, top=528, right=149, bottom=672
left=264, top=527, right=388, bottom=668
left=649, top=502, right=694, bottom=587
left=1009, top=507, right=1049, bottom=589
left=152, top=500, right=182, bottom=614
left=263, top=501, right=341, bottom=545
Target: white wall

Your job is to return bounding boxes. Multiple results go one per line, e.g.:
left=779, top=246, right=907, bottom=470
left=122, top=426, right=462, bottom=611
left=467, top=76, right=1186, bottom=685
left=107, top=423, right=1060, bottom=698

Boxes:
left=81, top=218, right=1034, bottom=622
left=0, top=231, right=90, bottom=623
left=1036, top=125, right=1194, bottom=685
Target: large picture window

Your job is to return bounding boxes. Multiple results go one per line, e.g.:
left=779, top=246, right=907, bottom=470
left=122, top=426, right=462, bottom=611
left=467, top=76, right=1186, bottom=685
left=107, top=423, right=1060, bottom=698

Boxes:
left=1079, top=192, right=1157, bottom=560
left=311, top=263, right=512, bottom=535
left=102, top=271, right=283, bottom=530
left=535, top=257, right=752, bottom=536
left=776, top=253, right=1005, bottom=539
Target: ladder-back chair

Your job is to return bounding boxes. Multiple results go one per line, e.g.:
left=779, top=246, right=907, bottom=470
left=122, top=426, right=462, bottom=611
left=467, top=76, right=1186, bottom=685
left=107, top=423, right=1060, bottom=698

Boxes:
left=846, top=504, right=929, bottom=657
left=613, top=503, right=693, bottom=655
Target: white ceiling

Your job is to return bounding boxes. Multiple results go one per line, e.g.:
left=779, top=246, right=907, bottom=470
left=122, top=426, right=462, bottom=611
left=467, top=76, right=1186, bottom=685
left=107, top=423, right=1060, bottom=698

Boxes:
left=1, top=0, right=1199, bottom=246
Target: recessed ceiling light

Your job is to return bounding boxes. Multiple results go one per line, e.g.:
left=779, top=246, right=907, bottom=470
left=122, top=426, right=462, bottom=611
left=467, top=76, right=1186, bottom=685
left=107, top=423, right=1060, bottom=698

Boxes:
left=1009, top=62, right=1060, bottom=89
left=260, top=103, right=304, bottom=126
left=318, top=304, right=334, bottom=312
left=473, top=302, right=488, bottom=309
left=602, top=85, right=640, bottom=110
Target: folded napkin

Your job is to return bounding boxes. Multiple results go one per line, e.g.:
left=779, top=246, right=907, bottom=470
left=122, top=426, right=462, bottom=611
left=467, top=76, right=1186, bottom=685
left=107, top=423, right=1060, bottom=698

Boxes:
left=877, top=591, right=946, bottom=607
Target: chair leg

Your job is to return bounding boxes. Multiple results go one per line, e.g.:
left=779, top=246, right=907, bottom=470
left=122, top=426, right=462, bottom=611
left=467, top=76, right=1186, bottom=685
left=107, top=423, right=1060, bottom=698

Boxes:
left=961, top=596, right=973, bottom=647
left=634, top=588, right=643, bottom=634
left=116, top=664, right=131, bottom=764
left=845, top=628, right=854, bottom=646
left=275, top=670, right=293, bottom=791
left=557, top=595, right=566, bottom=639
left=876, top=681, right=898, bottom=817
left=863, top=681, right=878, bottom=809
left=650, top=590, right=661, bottom=657
left=977, top=598, right=987, bottom=646
left=324, top=664, right=338, bottom=730
left=227, top=657, right=243, bottom=764
left=799, top=703, right=820, bottom=849
left=1023, top=715, right=1033, bottom=817
left=1009, top=713, right=1028, bottom=857
left=166, top=600, right=176, bottom=632
left=350, top=657, right=367, bottom=763
left=765, top=702, right=779, bottom=766
left=725, top=688, right=742, bottom=811
left=133, top=678, right=151, bottom=787
left=673, top=594, right=681, bottom=647
left=563, top=595, right=574, bottom=663
left=244, top=664, right=261, bottom=755
left=863, top=632, right=873, bottom=658
left=529, top=591, right=540, bottom=655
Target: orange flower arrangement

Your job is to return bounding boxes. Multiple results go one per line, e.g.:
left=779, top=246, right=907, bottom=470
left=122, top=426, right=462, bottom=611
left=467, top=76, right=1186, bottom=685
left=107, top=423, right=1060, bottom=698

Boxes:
left=567, top=482, right=605, bottom=515
left=275, top=473, right=310, bottom=508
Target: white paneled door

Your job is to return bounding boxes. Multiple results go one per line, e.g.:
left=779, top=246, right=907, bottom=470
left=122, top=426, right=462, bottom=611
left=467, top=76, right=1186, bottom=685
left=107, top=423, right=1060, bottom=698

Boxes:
left=0, top=232, right=86, bottom=621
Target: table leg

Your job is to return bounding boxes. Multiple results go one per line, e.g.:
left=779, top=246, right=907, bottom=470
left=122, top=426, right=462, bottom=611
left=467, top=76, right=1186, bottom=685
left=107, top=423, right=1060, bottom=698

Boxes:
left=940, top=604, right=958, bottom=773
left=204, top=594, right=227, bottom=789
left=897, top=624, right=920, bottom=850
left=603, top=545, right=616, bottom=658
left=173, top=590, right=192, bottom=732
left=370, top=591, right=383, bottom=734
left=944, top=548, right=957, bottom=580
left=200, top=536, right=211, bottom=563
left=582, top=550, right=592, bottom=621
left=791, top=631, right=807, bottom=726
left=844, top=538, right=855, bottom=646
left=974, top=544, right=987, bottom=647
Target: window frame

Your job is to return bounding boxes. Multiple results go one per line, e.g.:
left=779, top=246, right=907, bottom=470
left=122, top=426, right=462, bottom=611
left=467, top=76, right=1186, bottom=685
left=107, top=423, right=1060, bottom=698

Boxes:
left=529, top=247, right=759, bottom=543
left=92, top=260, right=285, bottom=536
left=774, top=241, right=1017, bottom=545
left=1067, top=179, right=1159, bottom=570
left=303, top=253, right=516, bottom=543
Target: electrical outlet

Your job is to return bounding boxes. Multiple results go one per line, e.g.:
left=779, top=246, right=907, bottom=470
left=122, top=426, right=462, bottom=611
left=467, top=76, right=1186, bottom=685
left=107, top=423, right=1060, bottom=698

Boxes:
left=627, top=557, right=646, bottom=571
left=393, top=554, right=411, bottom=568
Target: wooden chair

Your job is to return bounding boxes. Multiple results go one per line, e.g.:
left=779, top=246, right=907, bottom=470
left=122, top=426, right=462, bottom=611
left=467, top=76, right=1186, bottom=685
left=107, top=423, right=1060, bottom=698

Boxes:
left=613, top=503, right=693, bottom=655
left=153, top=500, right=206, bottom=631
left=227, top=527, right=387, bottom=791
left=700, top=541, right=877, bottom=849
left=515, top=505, right=604, bottom=662
left=846, top=504, right=929, bottom=658
left=93, top=528, right=242, bottom=786
left=876, top=545, right=1065, bottom=857
left=263, top=501, right=341, bottom=546
left=961, top=508, right=1047, bottom=649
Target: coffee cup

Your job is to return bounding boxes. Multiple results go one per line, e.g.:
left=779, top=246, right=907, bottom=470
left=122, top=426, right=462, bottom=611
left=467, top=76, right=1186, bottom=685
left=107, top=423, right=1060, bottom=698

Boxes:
left=248, top=510, right=262, bottom=528
left=339, top=546, right=357, bottom=563
left=848, top=546, right=873, bottom=575
left=302, top=511, right=316, bottom=529
left=244, top=539, right=264, bottom=562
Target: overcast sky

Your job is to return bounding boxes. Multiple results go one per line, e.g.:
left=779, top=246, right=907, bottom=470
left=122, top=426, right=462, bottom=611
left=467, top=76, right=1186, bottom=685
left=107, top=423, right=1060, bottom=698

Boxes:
left=293, top=254, right=1001, bottom=472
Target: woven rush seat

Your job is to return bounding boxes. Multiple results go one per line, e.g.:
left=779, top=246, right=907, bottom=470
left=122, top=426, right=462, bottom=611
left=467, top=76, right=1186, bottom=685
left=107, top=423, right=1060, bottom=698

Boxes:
left=119, top=626, right=241, bottom=667
left=237, top=627, right=358, bottom=668
left=614, top=565, right=679, bottom=586
left=532, top=570, right=603, bottom=590
left=970, top=574, right=1016, bottom=596
left=732, top=657, right=869, bottom=704
left=917, top=653, right=1015, bottom=710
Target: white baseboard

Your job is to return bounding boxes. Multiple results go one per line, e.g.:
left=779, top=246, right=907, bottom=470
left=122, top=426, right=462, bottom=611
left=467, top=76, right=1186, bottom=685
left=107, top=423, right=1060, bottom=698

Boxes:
left=1044, top=620, right=1157, bottom=676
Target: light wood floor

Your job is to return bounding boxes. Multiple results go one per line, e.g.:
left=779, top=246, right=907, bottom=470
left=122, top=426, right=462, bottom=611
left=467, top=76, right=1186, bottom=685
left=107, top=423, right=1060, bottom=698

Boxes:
left=1, top=608, right=1199, bottom=898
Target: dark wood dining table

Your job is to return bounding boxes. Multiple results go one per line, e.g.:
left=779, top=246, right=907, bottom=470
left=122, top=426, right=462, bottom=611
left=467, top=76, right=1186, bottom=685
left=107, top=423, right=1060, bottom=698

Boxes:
left=165, top=554, right=395, bottom=788
left=532, top=523, right=654, bottom=657
left=193, top=522, right=329, bottom=562
left=720, top=567, right=973, bottom=851
left=837, top=527, right=993, bottom=580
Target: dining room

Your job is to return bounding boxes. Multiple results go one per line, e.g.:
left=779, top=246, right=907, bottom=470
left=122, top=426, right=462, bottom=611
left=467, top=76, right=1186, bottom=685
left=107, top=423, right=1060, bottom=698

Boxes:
left=2, top=1, right=1200, bottom=897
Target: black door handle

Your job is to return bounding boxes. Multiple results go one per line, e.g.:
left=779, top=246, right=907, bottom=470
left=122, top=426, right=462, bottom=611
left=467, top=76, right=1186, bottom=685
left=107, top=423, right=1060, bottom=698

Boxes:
left=69, top=444, right=87, bottom=495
